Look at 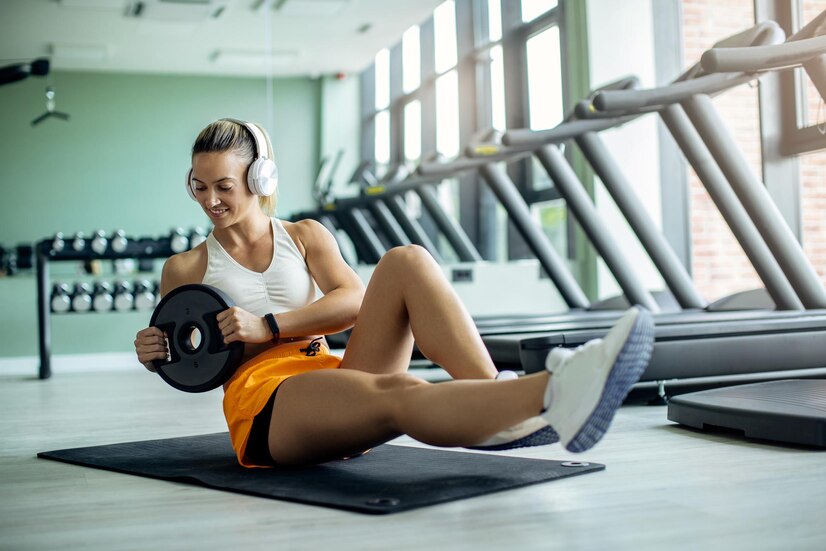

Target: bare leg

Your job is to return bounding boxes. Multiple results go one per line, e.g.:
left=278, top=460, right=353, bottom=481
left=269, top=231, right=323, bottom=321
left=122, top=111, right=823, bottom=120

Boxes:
left=268, top=368, right=548, bottom=466
left=340, top=245, right=498, bottom=380
left=266, top=245, right=546, bottom=466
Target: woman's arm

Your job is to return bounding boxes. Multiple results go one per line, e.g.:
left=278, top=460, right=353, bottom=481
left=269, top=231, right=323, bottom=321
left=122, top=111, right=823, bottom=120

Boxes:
left=136, top=249, right=205, bottom=371
left=218, top=219, right=366, bottom=345
left=273, top=219, right=366, bottom=338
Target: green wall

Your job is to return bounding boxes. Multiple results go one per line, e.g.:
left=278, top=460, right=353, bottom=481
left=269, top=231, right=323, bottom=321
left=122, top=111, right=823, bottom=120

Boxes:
left=0, top=70, right=322, bottom=359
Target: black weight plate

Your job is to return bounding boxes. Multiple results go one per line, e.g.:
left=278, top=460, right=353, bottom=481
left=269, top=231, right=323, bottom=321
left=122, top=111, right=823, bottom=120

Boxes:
left=150, top=284, right=244, bottom=393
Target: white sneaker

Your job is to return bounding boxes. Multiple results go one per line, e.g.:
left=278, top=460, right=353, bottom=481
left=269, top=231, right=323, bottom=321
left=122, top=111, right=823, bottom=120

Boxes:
left=467, top=416, right=559, bottom=451
left=541, top=307, right=654, bottom=453
left=467, top=370, right=560, bottom=451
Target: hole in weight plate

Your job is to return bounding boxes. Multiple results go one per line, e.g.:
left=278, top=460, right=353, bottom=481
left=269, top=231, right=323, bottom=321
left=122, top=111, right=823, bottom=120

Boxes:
left=179, top=323, right=204, bottom=354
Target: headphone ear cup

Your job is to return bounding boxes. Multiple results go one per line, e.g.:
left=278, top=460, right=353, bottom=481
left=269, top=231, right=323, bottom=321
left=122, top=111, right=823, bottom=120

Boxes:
left=247, top=158, right=278, bottom=196
left=185, top=169, right=197, bottom=201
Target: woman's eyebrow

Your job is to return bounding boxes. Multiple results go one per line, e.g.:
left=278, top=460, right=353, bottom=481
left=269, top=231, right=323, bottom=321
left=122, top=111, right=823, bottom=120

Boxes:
left=191, top=176, right=237, bottom=184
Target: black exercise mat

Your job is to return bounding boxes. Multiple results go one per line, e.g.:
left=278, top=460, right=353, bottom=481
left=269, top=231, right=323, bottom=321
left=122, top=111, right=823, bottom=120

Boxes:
left=38, top=432, right=604, bottom=514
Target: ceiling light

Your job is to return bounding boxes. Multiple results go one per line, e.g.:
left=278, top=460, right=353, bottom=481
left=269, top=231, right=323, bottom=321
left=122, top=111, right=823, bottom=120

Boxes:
left=277, top=0, right=348, bottom=17
left=212, top=50, right=299, bottom=67
left=58, top=0, right=127, bottom=8
left=51, top=43, right=110, bottom=62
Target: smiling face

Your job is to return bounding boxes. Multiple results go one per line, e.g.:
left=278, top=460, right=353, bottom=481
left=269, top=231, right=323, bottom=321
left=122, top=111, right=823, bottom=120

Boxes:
left=190, top=151, right=258, bottom=228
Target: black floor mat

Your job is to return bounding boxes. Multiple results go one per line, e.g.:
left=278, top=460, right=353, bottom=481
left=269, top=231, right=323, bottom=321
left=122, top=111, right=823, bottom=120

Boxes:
left=38, top=432, right=604, bottom=514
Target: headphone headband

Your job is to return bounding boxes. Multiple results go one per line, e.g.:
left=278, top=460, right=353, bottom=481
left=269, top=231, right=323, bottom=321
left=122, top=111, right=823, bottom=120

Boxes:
left=222, top=118, right=272, bottom=161
left=186, top=118, right=278, bottom=200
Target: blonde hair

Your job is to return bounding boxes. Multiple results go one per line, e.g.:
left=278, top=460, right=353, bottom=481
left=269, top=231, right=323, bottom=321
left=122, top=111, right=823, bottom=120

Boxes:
left=191, top=119, right=277, bottom=216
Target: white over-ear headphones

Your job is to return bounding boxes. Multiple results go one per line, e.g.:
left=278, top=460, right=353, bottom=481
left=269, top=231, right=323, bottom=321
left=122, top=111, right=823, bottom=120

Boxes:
left=185, top=118, right=278, bottom=201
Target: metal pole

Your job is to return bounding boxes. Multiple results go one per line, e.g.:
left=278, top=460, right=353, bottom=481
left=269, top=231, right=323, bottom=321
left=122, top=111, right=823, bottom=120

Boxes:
left=367, top=201, right=411, bottom=247
left=660, top=103, right=804, bottom=310
left=479, top=162, right=590, bottom=309
left=36, top=241, right=51, bottom=379
left=347, top=209, right=387, bottom=262
left=683, top=94, right=826, bottom=308
left=333, top=210, right=381, bottom=264
left=416, top=186, right=483, bottom=262
left=384, top=196, right=445, bottom=262
left=576, top=132, right=707, bottom=309
left=317, top=214, right=357, bottom=266
left=535, top=145, right=660, bottom=312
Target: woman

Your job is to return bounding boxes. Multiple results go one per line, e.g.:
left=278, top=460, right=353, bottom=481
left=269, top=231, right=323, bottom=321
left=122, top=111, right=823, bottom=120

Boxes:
left=134, top=118, right=654, bottom=468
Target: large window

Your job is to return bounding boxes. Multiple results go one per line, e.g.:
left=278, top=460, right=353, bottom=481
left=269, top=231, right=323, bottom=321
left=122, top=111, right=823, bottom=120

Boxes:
left=522, top=0, right=558, bottom=22
left=404, top=100, right=422, bottom=162
left=402, top=26, right=421, bottom=94
left=797, top=0, right=826, bottom=281
left=681, top=0, right=765, bottom=301
left=434, top=0, right=458, bottom=74
left=360, top=0, right=572, bottom=264
left=526, top=26, right=563, bottom=131
left=435, top=71, right=460, bottom=158
left=373, top=48, right=391, bottom=178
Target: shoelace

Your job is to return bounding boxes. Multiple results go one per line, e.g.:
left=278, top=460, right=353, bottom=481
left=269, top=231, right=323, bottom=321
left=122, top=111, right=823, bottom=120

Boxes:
left=300, top=337, right=323, bottom=357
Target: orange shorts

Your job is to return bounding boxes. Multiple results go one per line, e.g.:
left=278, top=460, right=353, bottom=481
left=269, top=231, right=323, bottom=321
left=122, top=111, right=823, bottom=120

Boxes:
left=222, top=340, right=342, bottom=468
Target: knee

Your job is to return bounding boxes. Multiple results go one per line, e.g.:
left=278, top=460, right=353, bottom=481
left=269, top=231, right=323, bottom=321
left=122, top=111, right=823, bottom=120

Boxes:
left=374, top=372, right=428, bottom=424
left=380, top=245, right=433, bottom=273
left=374, top=372, right=428, bottom=394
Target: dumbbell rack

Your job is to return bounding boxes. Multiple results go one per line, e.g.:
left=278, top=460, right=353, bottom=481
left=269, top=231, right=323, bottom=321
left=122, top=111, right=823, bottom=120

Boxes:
left=35, top=237, right=174, bottom=379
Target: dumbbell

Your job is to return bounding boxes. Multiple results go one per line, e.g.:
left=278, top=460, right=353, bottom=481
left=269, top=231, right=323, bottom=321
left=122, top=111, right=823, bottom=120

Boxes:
left=113, top=280, right=135, bottom=311
left=133, top=279, right=157, bottom=311
left=92, top=281, right=114, bottom=312
left=169, top=228, right=189, bottom=254
left=51, top=232, right=66, bottom=254
left=150, top=284, right=244, bottom=393
left=91, top=230, right=108, bottom=255
left=71, top=232, right=86, bottom=252
left=50, top=282, right=72, bottom=313
left=15, top=244, right=33, bottom=270
left=71, top=282, right=93, bottom=313
left=188, top=227, right=207, bottom=249
left=111, top=230, right=128, bottom=254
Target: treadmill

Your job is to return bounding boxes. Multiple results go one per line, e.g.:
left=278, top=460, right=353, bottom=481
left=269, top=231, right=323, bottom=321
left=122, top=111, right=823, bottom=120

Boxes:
left=464, top=21, right=826, bottom=389
left=664, top=9, right=826, bottom=448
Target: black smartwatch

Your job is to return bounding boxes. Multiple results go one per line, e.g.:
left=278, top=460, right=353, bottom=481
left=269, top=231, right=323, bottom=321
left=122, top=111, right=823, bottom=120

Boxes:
left=264, top=313, right=280, bottom=341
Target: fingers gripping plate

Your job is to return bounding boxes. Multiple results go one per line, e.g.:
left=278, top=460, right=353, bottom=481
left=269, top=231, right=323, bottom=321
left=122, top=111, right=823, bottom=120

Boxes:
left=150, top=284, right=244, bottom=393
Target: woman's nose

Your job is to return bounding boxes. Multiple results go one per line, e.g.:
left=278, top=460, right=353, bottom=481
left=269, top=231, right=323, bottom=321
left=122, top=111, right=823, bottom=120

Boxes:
left=204, top=190, right=219, bottom=206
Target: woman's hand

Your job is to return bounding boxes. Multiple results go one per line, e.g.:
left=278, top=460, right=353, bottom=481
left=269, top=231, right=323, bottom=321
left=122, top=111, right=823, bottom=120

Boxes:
left=217, top=306, right=273, bottom=344
left=134, top=326, right=169, bottom=372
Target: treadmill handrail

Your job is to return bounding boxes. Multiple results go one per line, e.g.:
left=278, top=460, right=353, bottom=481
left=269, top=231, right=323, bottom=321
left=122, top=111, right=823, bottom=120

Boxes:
left=701, top=34, right=826, bottom=73
left=591, top=72, right=757, bottom=114
left=702, top=9, right=826, bottom=73
left=417, top=149, right=534, bottom=177
left=587, top=20, right=786, bottom=114
left=499, top=115, right=636, bottom=147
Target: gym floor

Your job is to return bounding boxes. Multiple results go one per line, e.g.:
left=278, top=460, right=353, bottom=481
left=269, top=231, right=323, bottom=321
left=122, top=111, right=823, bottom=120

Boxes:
left=1, top=359, right=824, bottom=550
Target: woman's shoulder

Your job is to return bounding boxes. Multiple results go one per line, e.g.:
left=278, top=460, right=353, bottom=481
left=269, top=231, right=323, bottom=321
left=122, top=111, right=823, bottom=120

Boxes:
left=280, top=218, right=329, bottom=256
left=161, top=243, right=208, bottom=292
left=281, top=218, right=330, bottom=239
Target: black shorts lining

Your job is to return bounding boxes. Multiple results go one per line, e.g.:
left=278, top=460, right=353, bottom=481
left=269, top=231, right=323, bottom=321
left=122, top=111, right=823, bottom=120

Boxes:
left=244, top=387, right=279, bottom=466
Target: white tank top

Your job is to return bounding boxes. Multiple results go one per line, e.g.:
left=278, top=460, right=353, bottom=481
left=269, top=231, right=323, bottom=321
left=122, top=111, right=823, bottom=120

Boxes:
left=202, top=218, right=317, bottom=316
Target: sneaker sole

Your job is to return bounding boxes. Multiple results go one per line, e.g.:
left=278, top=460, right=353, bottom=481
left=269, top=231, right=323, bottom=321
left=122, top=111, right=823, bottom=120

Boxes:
left=566, top=308, right=655, bottom=453
left=468, top=425, right=560, bottom=451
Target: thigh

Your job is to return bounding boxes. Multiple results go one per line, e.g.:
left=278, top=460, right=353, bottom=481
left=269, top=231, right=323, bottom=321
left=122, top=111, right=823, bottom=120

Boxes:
left=266, top=368, right=419, bottom=466
left=339, top=248, right=417, bottom=374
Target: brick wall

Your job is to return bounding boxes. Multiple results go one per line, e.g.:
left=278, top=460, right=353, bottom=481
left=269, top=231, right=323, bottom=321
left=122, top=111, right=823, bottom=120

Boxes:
left=800, top=0, right=826, bottom=280
left=681, top=0, right=826, bottom=302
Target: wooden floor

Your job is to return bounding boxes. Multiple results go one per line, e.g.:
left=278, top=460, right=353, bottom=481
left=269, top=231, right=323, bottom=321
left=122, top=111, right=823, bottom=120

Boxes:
left=2, top=363, right=825, bottom=551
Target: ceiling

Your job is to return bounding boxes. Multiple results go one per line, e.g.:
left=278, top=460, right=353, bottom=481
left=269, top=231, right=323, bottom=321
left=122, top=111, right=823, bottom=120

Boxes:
left=0, top=0, right=443, bottom=78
